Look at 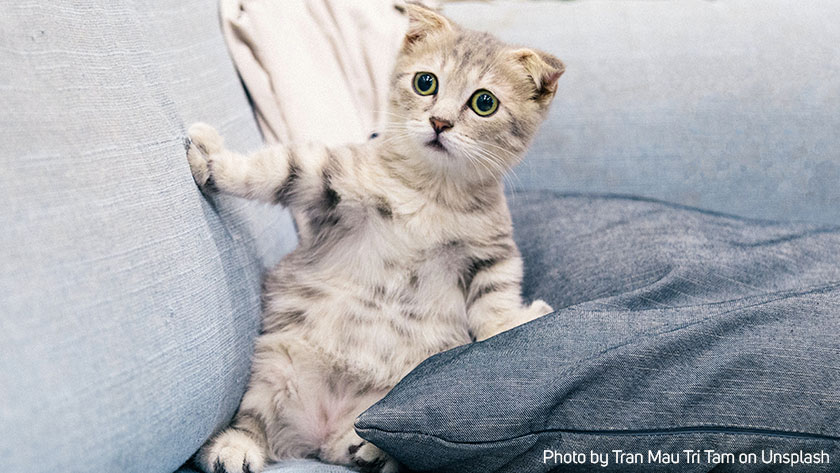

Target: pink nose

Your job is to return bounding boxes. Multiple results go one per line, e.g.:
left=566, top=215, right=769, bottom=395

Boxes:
left=429, top=117, right=453, bottom=134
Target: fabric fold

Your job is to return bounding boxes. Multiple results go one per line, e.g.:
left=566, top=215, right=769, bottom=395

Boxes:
left=219, top=0, right=409, bottom=146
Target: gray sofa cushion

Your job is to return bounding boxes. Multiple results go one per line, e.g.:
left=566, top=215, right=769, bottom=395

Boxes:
left=445, top=1, right=840, bottom=225
left=356, top=192, right=840, bottom=472
left=0, top=1, right=296, bottom=472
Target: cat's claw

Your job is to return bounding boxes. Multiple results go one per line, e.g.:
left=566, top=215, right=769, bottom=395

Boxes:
left=350, top=441, right=400, bottom=473
left=187, top=122, right=224, bottom=189
left=198, top=429, right=265, bottom=473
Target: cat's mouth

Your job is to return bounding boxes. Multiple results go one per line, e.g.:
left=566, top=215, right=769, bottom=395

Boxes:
left=425, top=138, right=447, bottom=152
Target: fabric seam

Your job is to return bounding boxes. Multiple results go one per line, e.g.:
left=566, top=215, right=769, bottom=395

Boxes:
left=356, top=425, right=840, bottom=447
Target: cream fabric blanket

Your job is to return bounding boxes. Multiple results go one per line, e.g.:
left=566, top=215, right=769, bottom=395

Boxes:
left=219, top=0, right=410, bottom=146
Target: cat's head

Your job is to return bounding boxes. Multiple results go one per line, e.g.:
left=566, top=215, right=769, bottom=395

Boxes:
left=385, top=4, right=564, bottom=182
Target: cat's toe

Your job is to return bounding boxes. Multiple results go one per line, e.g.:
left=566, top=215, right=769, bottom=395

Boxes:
left=351, top=441, right=400, bottom=473
left=199, top=430, right=265, bottom=473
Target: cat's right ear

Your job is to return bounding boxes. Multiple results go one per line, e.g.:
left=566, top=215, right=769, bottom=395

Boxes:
left=398, top=3, right=453, bottom=51
left=511, top=48, right=566, bottom=105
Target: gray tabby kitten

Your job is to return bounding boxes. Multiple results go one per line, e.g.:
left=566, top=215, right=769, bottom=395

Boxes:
left=187, top=4, right=563, bottom=473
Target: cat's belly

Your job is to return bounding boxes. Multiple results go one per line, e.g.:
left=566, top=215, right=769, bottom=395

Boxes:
left=315, top=289, right=469, bottom=384
left=263, top=261, right=472, bottom=386
left=260, top=211, right=478, bottom=385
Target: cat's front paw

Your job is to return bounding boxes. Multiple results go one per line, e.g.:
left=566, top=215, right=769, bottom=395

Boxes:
left=528, top=299, right=553, bottom=318
left=187, top=122, right=224, bottom=189
left=477, top=299, right=555, bottom=340
left=349, top=441, right=400, bottom=473
left=197, top=429, right=265, bottom=473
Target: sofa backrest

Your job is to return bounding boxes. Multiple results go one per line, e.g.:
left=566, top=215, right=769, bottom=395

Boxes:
left=0, top=1, right=297, bottom=472
left=446, top=0, right=840, bottom=225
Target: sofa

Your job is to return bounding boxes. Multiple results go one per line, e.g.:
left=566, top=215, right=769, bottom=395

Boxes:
left=1, top=1, right=838, bottom=472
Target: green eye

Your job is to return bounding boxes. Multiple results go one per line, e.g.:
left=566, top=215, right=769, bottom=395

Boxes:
left=470, top=89, right=499, bottom=117
left=413, top=72, right=438, bottom=96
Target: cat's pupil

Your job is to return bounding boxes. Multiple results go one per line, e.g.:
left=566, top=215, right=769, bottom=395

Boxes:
left=418, top=74, right=433, bottom=91
left=476, top=93, right=494, bottom=111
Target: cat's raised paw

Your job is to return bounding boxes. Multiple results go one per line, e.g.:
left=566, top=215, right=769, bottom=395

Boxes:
left=186, top=122, right=224, bottom=189
left=198, top=429, right=265, bottom=473
left=350, top=441, right=400, bottom=473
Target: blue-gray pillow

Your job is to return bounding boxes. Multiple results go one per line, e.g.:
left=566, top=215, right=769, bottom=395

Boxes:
left=355, top=193, right=840, bottom=472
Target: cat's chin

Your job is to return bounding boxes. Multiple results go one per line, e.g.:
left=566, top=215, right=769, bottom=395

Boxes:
left=425, top=138, right=448, bottom=153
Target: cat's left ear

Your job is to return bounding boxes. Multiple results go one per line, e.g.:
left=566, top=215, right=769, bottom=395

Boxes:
left=511, top=49, right=565, bottom=104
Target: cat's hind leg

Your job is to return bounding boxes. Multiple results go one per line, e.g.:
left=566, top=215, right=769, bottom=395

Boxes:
left=298, top=360, right=400, bottom=472
left=322, top=427, right=400, bottom=473
left=196, top=410, right=268, bottom=473
left=350, top=439, right=401, bottom=473
left=195, top=337, right=322, bottom=473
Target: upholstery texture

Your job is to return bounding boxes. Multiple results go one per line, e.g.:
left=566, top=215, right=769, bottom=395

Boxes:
left=356, top=192, right=840, bottom=472
left=0, top=1, right=296, bottom=472
left=445, top=0, right=840, bottom=225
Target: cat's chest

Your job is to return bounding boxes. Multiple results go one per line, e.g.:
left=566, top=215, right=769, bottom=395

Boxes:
left=295, top=196, right=486, bottom=369
left=361, top=202, right=478, bottom=265
left=312, top=206, right=467, bottom=305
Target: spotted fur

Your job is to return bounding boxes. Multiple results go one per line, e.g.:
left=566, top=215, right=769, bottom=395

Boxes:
left=188, top=5, right=563, bottom=473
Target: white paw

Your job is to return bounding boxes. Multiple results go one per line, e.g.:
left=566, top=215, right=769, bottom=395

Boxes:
left=349, top=441, right=400, bottom=473
left=476, top=299, right=555, bottom=341
left=198, top=429, right=265, bottom=473
left=187, top=122, right=224, bottom=189
left=528, top=299, right=553, bottom=318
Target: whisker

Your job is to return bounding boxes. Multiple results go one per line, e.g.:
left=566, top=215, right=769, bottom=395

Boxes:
left=468, top=144, right=523, bottom=198
left=445, top=134, right=499, bottom=180
left=467, top=138, right=520, bottom=174
left=471, top=137, right=522, bottom=161
left=462, top=147, right=495, bottom=179
left=376, top=133, right=414, bottom=148
left=470, top=146, right=508, bottom=174
left=371, top=110, right=416, bottom=122
left=461, top=149, right=485, bottom=177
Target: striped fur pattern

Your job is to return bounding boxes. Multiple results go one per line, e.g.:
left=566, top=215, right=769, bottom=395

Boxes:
left=188, top=5, right=563, bottom=473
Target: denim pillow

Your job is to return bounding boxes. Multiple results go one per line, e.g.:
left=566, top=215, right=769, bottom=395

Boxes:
left=355, top=193, right=840, bottom=472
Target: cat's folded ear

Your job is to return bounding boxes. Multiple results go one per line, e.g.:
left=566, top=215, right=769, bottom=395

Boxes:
left=398, top=2, right=453, bottom=51
left=511, top=48, right=565, bottom=104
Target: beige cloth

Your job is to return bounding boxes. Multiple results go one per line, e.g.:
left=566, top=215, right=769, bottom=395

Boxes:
left=220, top=0, right=409, bottom=146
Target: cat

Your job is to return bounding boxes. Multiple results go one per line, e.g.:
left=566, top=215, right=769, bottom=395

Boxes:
left=186, top=4, right=563, bottom=473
